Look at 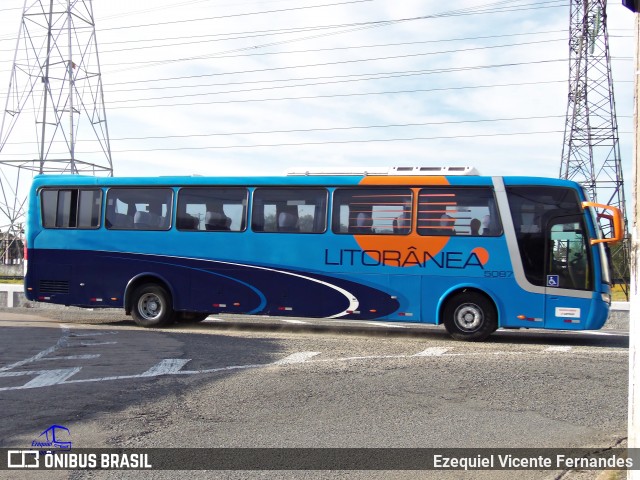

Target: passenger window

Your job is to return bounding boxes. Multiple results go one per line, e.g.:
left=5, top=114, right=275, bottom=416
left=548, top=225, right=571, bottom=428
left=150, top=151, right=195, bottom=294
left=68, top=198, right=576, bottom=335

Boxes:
left=40, top=188, right=102, bottom=229
left=105, top=188, right=173, bottom=230
left=177, top=188, right=248, bottom=231
left=332, top=188, right=412, bottom=235
left=78, top=190, right=102, bottom=228
left=417, top=188, right=501, bottom=236
left=252, top=188, right=327, bottom=233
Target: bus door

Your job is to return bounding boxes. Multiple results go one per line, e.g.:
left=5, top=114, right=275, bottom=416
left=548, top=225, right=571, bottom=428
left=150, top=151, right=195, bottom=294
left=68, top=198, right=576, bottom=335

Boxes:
left=543, top=214, right=592, bottom=327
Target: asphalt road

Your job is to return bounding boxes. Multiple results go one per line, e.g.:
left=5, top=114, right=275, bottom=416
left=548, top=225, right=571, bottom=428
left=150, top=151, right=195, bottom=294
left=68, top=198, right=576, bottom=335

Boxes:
left=0, top=308, right=629, bottom=479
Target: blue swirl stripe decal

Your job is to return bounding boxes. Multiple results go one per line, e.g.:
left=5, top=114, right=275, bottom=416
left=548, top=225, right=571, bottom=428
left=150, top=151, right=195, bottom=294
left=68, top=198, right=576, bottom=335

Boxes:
left=30, top=249, right=399, bottom=319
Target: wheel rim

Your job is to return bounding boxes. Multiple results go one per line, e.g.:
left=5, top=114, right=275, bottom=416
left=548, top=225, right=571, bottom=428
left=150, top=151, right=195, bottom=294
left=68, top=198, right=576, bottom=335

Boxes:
left=138, top=293, right=163, bottom=320
left=453, top=303, right=483, bottom=332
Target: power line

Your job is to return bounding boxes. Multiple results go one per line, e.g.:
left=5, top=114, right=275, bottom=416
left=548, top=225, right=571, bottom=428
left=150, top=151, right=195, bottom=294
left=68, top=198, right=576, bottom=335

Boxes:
left=0, top=0, right=371, bottom=42
left=2, top=114, right=570, bottom=146
left=101, top=1, right=571, bottom=73
left=0, top=0, right=568, bottom=45
left=107, top=79, right=564, bottom=108
left=99, top=0, right=375, bottom=32
left=101, top=39, right=566, bottom=96
left=0, top=0, right=571, bottom=78
left=0, top=130, right=570, bottom=156
left=102, top=61, right=568, bottom=109
left=95, top=0, right=567, bottom=34
left=97, top=0, right=299, bottom=22
left=3, top=72, right=569, bottom=114
left=4, top=0, right=632, bottom=165
left=107, top=56, right=567, bottom=88
left=96, top=37, right=567, bottom=70
left=94, top=33, right=568, bottom=87
left=113, top=130, right=571, bottom=153
left=0, top=28, right=569, bottom=56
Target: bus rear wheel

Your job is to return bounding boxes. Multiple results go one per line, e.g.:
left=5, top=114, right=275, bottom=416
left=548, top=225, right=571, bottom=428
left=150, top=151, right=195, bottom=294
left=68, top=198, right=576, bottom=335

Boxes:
left=131, top=284, right=174, bottom=327
left=442, top=291, right=497, bottom=341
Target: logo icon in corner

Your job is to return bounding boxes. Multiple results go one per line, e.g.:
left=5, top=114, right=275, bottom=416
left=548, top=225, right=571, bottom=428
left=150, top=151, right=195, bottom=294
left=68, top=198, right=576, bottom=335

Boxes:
left=31, top=425, right=72, bottom=450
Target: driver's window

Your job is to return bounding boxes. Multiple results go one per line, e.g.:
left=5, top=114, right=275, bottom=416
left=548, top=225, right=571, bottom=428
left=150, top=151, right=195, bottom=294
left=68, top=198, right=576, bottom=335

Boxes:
left=549, top=221, right=591, bottom=290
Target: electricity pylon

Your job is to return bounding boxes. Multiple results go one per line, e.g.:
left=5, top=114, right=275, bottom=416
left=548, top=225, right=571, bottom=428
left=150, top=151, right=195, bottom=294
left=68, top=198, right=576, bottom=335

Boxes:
left=0, top=0, right=113, bottom=266
left=560, top=0, right=629, bottom=298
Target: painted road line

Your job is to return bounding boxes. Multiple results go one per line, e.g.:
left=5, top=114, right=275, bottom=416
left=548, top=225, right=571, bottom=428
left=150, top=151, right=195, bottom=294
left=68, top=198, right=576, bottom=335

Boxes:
left=272, top=352, right=321, bottom=365
left=21, top=367, right=82, bottom=388
left=281, top=319, right=310, bottom=325
left=336, top=354, right=406, bottom=361
left=413, top=347, right=451, bottom=357
left=0, top=325, right=70, bottom=372
left=0, top=345, right=627, bottom=393
left=37, top=355, right=101, bottom=361
left=140, top=359, right=192, bottom=377
left=545, top=346, right=573, bottom=353
left=69, top=332, right=118, bottom=337
left=364, top=322, right=408, bottom=328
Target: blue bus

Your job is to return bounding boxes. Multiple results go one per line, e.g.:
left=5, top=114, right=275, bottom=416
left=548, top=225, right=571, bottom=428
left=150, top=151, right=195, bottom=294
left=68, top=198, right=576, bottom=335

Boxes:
left=24, top=166, right=623, bottom=341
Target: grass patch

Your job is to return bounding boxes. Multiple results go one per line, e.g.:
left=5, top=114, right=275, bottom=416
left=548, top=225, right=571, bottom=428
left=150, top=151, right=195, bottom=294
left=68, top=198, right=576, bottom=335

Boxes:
left=612, top=283, right=629, bottom=302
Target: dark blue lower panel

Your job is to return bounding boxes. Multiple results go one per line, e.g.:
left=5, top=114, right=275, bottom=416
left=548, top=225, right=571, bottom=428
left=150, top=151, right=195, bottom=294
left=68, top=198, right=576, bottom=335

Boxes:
left=26, top=249, right=399, bottom=320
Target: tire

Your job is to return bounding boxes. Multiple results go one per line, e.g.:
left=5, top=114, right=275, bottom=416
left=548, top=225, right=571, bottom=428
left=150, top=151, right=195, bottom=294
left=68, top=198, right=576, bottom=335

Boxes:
left=442, top=291, right=497, bottom=341
left=130, top=283, right=174, bottom=327
left=174, top=312, right=209, bottom=323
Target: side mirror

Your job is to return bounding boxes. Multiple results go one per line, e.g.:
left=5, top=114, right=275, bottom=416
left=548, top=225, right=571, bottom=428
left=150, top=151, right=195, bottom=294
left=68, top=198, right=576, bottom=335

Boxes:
left=582, top=201, right=623, bottom=245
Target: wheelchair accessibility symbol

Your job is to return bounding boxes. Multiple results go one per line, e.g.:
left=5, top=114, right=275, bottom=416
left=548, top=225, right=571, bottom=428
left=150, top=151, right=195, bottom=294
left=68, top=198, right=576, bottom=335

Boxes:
left=547, top=275, right=559, bottom=287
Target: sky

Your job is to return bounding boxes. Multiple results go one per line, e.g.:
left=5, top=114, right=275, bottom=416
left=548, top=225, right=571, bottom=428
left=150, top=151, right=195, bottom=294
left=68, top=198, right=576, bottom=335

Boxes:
left=0, top=1, right=635, bottom=207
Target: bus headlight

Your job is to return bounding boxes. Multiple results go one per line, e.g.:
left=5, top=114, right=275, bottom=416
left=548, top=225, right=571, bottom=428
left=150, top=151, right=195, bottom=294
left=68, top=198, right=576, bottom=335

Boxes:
left=601, top=293, right=611, bottom=305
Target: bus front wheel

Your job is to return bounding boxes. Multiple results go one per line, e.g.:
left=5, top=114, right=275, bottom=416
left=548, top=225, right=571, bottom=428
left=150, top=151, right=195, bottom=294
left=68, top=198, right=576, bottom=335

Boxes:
left=442, top=291, right=497, bottom=341
left=131, top=284, right=174, bottom=328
